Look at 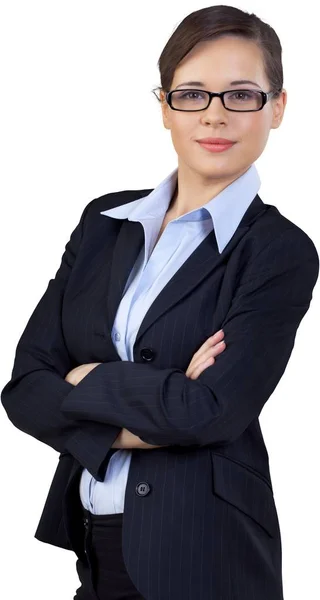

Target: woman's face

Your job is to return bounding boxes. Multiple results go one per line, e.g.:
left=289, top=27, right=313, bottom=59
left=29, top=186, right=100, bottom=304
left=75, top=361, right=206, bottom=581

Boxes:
left=160, top=35, right=287, bottom=181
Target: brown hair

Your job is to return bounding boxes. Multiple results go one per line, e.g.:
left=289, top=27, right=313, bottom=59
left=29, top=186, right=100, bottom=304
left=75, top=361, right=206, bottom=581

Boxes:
left=152, top=5, right=283, bottom=102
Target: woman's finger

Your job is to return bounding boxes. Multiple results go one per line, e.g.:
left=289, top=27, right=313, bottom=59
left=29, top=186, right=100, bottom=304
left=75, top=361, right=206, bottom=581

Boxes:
left=191, top=330, right=224, bottom=361
left=186, top=340, right=225, bottom=377
left=187, top=356, right=216, bottom=380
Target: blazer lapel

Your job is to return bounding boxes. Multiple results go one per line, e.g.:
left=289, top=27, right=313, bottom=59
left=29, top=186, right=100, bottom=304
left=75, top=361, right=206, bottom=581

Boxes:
left=106, top=218, right=145, bottom=342
left=106, top=193, right=266, bottom=346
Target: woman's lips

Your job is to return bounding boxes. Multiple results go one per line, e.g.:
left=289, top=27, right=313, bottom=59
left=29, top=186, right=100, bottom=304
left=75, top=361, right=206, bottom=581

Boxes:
left=197, top=141, right=236, bottom=153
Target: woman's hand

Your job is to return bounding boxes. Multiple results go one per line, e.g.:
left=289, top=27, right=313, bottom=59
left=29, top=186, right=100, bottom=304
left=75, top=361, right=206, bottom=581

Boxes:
left=185, top=329, right=226, bottom=379
left=64, top=362, right=102, bottom=386
left=112, top=428, right=166, bottom=450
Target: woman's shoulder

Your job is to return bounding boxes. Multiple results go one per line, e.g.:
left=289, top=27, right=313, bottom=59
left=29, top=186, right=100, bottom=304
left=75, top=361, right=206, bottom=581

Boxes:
left=254, top=199, right=318, bottom=258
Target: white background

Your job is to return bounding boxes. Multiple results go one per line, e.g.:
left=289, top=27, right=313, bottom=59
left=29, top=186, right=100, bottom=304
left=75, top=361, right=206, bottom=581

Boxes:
left=0, top=1, right=319, bottom=598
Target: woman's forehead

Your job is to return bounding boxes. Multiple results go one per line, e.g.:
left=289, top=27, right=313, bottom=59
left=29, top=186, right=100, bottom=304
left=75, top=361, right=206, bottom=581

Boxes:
left=172, top=42, right=266, bottom=89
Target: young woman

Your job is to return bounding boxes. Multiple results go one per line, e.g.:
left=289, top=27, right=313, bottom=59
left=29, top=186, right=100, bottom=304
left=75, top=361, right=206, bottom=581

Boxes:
left=2, top=5, right=319, bottom=600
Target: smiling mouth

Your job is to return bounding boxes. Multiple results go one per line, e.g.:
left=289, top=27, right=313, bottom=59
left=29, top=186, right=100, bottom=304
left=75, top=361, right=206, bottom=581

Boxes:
left=196, top=140, right=236, bottom=153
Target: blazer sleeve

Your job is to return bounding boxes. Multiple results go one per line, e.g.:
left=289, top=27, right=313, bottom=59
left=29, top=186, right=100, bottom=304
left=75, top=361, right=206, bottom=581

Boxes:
left=1, top=200, right=122, bottom=481
left=59, top=226, right=319, bottom=448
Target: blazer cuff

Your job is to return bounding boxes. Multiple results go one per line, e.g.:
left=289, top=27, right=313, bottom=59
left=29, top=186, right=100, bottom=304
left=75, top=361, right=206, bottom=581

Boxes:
left=64, top=422, right=122, bottom=481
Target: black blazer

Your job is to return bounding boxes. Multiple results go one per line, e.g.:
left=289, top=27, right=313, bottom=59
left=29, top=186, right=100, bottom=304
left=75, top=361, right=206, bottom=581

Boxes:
left=1, top=187, right=319, bottom=600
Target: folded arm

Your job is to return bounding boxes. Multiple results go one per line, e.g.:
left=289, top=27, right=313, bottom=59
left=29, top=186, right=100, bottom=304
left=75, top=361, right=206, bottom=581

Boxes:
left=2, top=211, right=318, bottom=482
left=60, top=227, right=319, bottom=448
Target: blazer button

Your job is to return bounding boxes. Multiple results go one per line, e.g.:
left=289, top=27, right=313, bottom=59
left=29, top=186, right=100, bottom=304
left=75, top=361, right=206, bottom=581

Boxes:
left=140, top=348, right=155, bottom=362
left=135, top=482, right=151, bottom=496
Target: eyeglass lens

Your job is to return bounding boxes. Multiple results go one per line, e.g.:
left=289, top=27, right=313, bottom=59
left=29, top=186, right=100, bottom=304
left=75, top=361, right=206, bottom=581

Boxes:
left=170, top=89, right=263, bottom=111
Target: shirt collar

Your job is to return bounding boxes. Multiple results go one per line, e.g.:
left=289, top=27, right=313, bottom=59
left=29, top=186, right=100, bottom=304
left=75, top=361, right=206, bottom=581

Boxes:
left=100, top=163, right=261, bottom=253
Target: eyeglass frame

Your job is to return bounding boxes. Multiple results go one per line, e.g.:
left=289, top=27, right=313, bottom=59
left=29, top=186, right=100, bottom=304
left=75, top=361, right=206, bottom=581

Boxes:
left=157, top=87, right=282, bottom=113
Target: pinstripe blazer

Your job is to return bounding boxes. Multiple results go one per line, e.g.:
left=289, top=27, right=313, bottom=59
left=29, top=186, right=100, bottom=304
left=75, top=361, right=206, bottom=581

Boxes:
left=1, top=187, right=319, bottom=600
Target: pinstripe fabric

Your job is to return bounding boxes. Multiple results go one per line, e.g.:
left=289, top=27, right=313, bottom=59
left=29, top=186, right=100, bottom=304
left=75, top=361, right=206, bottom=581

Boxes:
left=1, top=175, right=319, bottom=599
left=79, top=164, right=260, bottom=516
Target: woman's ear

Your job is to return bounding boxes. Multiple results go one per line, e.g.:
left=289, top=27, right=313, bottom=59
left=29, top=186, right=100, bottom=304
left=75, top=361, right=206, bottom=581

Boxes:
left=271, top=89, right=287, bottom=129
left=159, top=89, right=171, bottom=131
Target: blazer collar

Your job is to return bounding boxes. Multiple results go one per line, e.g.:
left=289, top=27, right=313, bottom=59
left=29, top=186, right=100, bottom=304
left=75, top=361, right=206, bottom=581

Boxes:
left=102, top=192, right=266, bottom=351
left=100, top=163, right=261, bottom=254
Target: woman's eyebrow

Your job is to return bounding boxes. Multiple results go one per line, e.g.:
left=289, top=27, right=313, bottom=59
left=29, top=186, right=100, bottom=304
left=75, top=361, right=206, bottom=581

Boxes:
left=174, top=79, right=261, bottom=88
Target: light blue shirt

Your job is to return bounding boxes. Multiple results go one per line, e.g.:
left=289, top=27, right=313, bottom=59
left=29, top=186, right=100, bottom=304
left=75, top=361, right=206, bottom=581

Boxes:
left=79, top=163, right=261, bottom=514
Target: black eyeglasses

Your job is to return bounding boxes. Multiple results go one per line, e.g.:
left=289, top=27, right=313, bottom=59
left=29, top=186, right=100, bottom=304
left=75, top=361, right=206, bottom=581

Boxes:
left=152, top=87, right=281, bottom=113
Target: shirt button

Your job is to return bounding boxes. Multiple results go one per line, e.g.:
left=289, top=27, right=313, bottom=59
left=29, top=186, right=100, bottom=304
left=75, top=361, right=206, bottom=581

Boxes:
left=114, top=332, right=121, bottom=342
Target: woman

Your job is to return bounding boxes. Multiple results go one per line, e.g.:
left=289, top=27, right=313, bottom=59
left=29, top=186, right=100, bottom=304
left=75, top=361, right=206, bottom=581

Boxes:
left=1, top=5, right=319, bottom=600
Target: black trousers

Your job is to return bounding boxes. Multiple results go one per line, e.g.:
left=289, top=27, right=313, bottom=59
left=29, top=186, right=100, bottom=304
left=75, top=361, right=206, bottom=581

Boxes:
left=74, top=508, right=145, bottom=600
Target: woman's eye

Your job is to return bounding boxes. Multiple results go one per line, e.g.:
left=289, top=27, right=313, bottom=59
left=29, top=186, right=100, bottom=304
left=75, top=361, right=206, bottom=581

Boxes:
left=230, top=91, right=252, bottom=101
left=181, top=92, right=203, bottom=99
